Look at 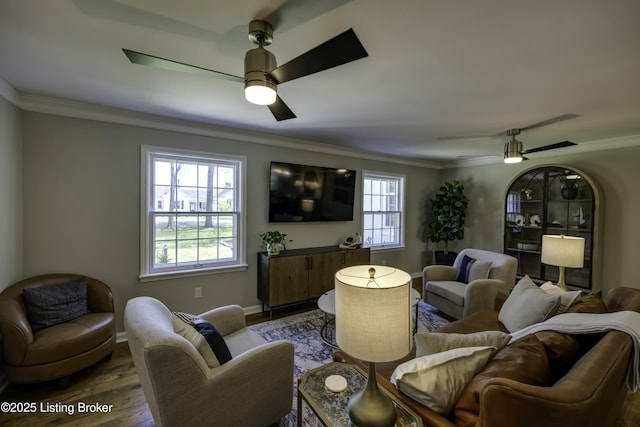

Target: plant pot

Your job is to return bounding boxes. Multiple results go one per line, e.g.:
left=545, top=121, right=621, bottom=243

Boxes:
left=435, top=250, right=458, bottom=266
left=267, top=244, right=280, bottom=256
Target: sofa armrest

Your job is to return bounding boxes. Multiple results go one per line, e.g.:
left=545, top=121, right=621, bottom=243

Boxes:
left=423, top=265, right=458, bottom=283
left=462, top=279, right=511, bottom=317
left=199, top=305, right=246, bottom=336
left=0, top=298, right=33, bottom=365
left=478, top=331, right=632, bottom=427
left=147, top=339, right=294, bottom=426
left=87, top=278, right=114, bottom=313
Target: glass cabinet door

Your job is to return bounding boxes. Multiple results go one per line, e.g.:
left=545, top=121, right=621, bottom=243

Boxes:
left=504, top=166, right=598, bottom=291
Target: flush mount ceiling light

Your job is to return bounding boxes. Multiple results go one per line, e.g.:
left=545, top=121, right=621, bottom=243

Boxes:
left=504, top=129, right=523, bottom=163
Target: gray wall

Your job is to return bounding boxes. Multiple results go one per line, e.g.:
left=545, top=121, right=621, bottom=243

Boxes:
left=21, top=112, right=440, bottom=332
left=440, top=142, right=640, bottom=295
left=0, top=95, right=22, bottom=290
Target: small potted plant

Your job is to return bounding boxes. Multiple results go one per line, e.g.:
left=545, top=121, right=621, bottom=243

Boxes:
left=259, top=231, right=292, bottom=255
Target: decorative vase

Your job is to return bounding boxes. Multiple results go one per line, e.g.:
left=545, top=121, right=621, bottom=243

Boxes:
left=561, top=181, right=579, bottom=200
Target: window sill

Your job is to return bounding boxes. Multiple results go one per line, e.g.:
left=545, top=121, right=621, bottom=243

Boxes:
left=139, top=263, right=249, bottom=282
left=369, top=245, right=406, bottom=252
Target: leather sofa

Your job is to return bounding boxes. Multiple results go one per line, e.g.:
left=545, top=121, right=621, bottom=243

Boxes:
left=424, top=248, right=518, bottom=319
left=0, top=274, right=116, bottom=384
left=335, top=286, right=640, bottom=427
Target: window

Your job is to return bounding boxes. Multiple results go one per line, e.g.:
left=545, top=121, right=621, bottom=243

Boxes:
left=362, top=171, right=405, bottom=249
left=140, top=146, right=246, bottom=279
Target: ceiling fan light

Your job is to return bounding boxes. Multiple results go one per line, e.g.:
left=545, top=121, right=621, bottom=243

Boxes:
left=244, top=46, right=277, bottom=105
left=504, top=139, right=523, bottom=163
left=245, top=82, right=277, bottom=105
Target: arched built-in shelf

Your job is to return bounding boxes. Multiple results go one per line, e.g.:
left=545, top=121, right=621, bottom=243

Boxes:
left=504, top=165, right=601, bottom=291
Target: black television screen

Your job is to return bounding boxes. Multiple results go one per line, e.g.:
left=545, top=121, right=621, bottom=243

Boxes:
left=269, top=162, right=356, bottom=222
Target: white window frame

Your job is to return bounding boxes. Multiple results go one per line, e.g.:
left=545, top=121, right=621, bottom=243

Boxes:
left=362, top=170, right=405, bottom=250
left=140, top=145, right=247, bottom=280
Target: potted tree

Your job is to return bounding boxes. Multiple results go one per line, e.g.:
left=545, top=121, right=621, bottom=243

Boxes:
left=259, top=231, right=292, bottom=256
left=426, top=180, right=470, bottom=265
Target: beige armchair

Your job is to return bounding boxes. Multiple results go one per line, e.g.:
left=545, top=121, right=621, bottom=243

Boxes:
left=124, top=296, right=294, bottom=427
left=423, top=249, right=517, bottom=319
left=0, top=274, right=116, bottom=384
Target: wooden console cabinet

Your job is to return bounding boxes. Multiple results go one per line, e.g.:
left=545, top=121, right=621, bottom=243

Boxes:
left=258, top=246, right=370, bottom=312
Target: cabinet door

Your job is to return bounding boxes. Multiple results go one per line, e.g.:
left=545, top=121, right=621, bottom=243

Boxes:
left=343, top=248, right=371, bottom=266
left=268, top=255, right=310, bottom=306
left=308, top=252, right=343, bottom=298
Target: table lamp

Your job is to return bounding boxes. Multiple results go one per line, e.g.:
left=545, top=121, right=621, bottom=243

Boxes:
left=541, top=235, right=585, bottom=291
left=335, top=265, right=412, bottom=427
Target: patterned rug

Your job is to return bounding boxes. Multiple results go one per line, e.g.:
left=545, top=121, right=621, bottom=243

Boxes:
left=248, top=300, right=448, bottom=426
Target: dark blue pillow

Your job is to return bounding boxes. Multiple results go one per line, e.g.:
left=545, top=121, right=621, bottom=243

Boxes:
left=191, top=319, right=232, bottom=365
left=22, top=277, right=88, bottom=331
left=456, top=255, right=477, bottom=283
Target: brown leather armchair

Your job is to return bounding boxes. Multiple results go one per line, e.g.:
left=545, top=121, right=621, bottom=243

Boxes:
left=0, top=274, right=116, bottom=384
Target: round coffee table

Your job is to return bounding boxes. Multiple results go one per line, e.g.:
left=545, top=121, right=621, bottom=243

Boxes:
left=317, top=288, right=422, bottom=349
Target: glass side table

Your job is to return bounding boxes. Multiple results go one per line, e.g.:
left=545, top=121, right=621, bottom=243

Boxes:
left=297, top=362, right=423, bottom=427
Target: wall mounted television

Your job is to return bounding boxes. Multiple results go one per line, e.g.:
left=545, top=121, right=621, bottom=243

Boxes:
left=269, top=161, right=356, bottom=222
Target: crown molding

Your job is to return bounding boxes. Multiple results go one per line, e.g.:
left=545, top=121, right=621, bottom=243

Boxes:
left=10, top=90, right=442, bottom=169
left=0, top=77, right=20, bottom=106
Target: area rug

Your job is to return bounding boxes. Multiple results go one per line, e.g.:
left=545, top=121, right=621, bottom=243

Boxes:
left=249, top=300, right=448, bottom=426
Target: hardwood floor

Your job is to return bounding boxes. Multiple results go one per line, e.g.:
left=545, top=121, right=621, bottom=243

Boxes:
left=0, top=303, right=316, bottom=427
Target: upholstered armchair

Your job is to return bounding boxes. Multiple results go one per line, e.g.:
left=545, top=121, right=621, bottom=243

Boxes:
left=0, top=274, right=116, bottom=384
left=423, top=249, right=518, bottom=319
left=124, top=296, right=295, bottom=427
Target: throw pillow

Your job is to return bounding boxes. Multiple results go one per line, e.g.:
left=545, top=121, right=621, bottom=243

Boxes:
left=172, top=312, right=232, bottom=367
left=534, top=330, right=582, bottom=382
left=22, top=277, right=88, bottom=332
left=540, top=281, right=581, bottom=313
left=498, top=275, right=561, bottom=332
left=456, top=255, right=492, bottom=284
left=391, top=346, right=495, bottom=415
left=415, top=331, right=511, bottom=357
left=453, top=334, right=551, bottom=427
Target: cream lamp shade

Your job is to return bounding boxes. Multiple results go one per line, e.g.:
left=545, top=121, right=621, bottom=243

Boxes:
left=335, top=265, right=412, bottom=427
left=541, top=234, right=585, bottom=291
left=335, top=265, right=412, bottom=362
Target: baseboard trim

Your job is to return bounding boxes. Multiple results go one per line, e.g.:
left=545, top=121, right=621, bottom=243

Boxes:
left=116, top=331, right=128, bottom=344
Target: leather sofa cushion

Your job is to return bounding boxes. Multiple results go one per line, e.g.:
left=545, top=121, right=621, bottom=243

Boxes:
left=453, top=334, right=551, bottom=427
left=535, top=331, right=582, bottom=382
left=23, top=313, right=115, bottom=365
left=438, top=310, right=509, bottom=334
left=565, top=292, right=608, bottom=314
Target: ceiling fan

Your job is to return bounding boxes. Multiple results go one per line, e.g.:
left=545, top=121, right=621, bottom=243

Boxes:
left=442, top=114, right=580, bottom=162
left=123, top=20, right=368, bottom=121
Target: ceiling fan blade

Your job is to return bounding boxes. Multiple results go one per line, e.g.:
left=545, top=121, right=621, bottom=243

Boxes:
left=122, top=49, right=244, bottom=83
left=269, top=28, right=368, bottom=84
left=519, top=114, right=581, bottom=132
left=522, top=141, right=576, bottom=154
left=261, top=0, right=352, bottom=33
left=268, top=96, right=297, bottom=121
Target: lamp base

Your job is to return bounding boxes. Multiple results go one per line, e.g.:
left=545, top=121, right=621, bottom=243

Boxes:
left=348, top=362, right=396, bottom=427
left=557, top=266, right=569, bottom=292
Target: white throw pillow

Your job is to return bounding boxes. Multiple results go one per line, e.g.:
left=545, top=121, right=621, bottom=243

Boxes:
left=391, top=346, right=495, bottom=415
left=172, top=312, right=220, bottom=368
left=540, top=281, right=582, bottom=313
left=415, top=331, right=511, bottom=357
left=498, top=276, right=561, bottom=332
